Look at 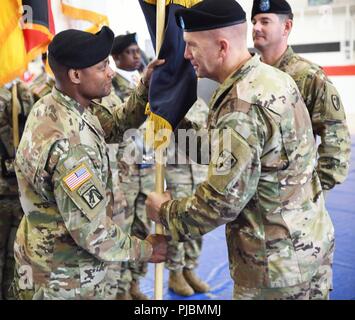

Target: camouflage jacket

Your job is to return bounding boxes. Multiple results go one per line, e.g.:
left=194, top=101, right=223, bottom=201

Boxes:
left=159, top=54, right=335, bottom=289
left=14, top=83, right=152, bottom=299
left=112, top=72, right=136, bottom=103
left=29, top=72, right=55, bottom=102
left=274, top=46, right=351, bottom=191
left=0, top=82, right=33, bottom=196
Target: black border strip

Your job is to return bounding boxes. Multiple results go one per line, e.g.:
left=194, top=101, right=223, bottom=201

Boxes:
left=292, top=42, right=340, bottom=54
left=249, top=42, right=342, bottom=54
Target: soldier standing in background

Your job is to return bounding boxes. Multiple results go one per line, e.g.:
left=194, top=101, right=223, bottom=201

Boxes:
left=103, top=33, right=149, bottom=300
left=111, top=33, right=143, bottom=101
left=165, top=98, right=210, bottom=297
left=109, top=32, right=211, bottom=297
left=147, top=0, right=337, bottom=300
left=0, top=81, right=34, bottom=299
left=251, top=0, right=351, bottom=192
left=29, top=53, right=55, bottom=103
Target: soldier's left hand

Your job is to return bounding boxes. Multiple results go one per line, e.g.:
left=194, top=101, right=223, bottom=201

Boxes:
left=145, top=191, right=172, bottom=223
left=141, top=58, right=165, bottom=87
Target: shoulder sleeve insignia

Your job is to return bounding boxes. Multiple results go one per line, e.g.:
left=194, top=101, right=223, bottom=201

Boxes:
left=81, top=185, right=104, bottom=209
left=331, top=94, right=340, bottom=111
left=208, top=128, right=252, bottom=195
left=63, top=164, right=92, bottom=191
left=216, top=150, right=238, bottom=174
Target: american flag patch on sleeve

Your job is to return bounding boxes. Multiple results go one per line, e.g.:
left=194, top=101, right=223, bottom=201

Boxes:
left=63, top=164, right=92, bottom=191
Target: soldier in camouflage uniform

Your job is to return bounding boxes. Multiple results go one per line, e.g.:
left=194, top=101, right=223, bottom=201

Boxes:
left=111, top=33, right=143, bottom=102
left=91, top=89, right=137, bottom=300
left=30, top=74, right=54, bottom=103
left=0, top=81, right=34, bottom=300
left=105, top=33, right=149, bottom=300
left=251, top=0, right=351, bottom=192
left=147, top=0, right=340, bottom=300
left=29, top=53, right=55, bottom=103
left=12, top=27, right=168, bottom=300
left=165, top=98, right=210, bottom=296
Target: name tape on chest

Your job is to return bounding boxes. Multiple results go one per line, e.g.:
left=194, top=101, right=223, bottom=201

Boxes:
left=63, top=164, right=92, bottom=191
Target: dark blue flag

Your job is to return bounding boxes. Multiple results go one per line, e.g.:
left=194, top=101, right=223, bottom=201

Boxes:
left=139, top=0, right=198, bottom=136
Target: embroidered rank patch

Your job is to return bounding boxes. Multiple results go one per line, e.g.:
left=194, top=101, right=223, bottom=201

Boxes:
left=82, top=185, right=104, bottom=209
left=63, top=164, right=92, bottom=191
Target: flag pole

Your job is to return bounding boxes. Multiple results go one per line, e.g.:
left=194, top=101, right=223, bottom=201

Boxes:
left=154, top=0, right=166, bottom=301
left=12, top=83, right=20, bottom=151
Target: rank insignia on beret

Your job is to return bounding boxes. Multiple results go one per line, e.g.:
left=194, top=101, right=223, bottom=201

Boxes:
left=82, top=185, right=103, bottom=209
left=260, top=0, right=270, bottom=12
left=216, top=150, right=238, bottom=173
left=331, top=94, right=341, bottom=111
left=63, top=164, right=92, bottom=191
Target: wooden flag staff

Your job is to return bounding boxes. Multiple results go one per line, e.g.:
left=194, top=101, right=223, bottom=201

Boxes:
left=154, top=0, right=166, bottom=301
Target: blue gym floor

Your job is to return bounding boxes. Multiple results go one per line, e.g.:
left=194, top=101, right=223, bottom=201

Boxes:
left=142, top=136, right=355, bottom=300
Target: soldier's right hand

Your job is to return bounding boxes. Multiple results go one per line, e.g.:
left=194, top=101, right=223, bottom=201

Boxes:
left=146, top=234, right=171, bottom=263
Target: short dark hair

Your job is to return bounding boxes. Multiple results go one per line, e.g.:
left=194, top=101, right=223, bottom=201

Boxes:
left=48, top=54, right=69, bottom=80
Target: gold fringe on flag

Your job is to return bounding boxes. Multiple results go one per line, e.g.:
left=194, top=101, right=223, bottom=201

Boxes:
left=143, top=0, right=202, bottom=7
left=144, top=103, right=173, bottom=150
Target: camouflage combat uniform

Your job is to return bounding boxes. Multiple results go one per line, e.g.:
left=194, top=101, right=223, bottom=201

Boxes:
left=106, top=71, right=149, bottom=297
left=0, top=82, right=34, bottom=300
left=273, top=46, right=351, bottom=191
left=165, top=98, right=209, bottom=273
left=159, top=54, right=336, bottom=300
left=112, top=72, right=138, bottom=103
left=13, top=83, right=153, bottom=300
left=29, top=72, right=55, bottom=102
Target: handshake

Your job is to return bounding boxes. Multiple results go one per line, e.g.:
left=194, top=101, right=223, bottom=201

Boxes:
left=144, top=191, right=172, bottom=263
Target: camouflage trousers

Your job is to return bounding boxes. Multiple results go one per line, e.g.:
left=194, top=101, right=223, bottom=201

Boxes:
left=166, top=237, right=203, bottom=271
left=233, top=250, right=334, bottom=300
left=165, top=165, right=203, bottom=271
left=112, top=164, right=150, bottom=295
left=104, top=140, right=150, bottom=297
left=0, top=197, right=23, bottom=300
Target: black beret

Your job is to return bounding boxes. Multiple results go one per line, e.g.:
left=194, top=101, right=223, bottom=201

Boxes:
left=48, top=26, right=114, bottom=69
left=251, top=0, right=293, bottom=20
left=175, top=0, right=246, bottom=32
left=111, top=33, right=138, bottom=55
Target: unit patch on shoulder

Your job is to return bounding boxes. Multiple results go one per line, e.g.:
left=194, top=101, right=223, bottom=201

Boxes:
left=215, top=150, right=238, bottom=174
left=63, top=164, right=92, bottom=191
left=331, top=94, right=341, bottom=111
left=82, top=185, right=104, bottom=209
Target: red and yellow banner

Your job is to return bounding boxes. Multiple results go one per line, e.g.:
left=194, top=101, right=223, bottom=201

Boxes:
left=0, top=0, right=109, bottom=87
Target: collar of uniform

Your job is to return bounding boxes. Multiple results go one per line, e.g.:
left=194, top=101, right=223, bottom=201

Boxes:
left=273, top=46, right=294, bottom=69
left=209, top=53, right=260, bottom=110
left=51, top=87, right=105, bottom=139
left=51, top=86, right=86, bottom=116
